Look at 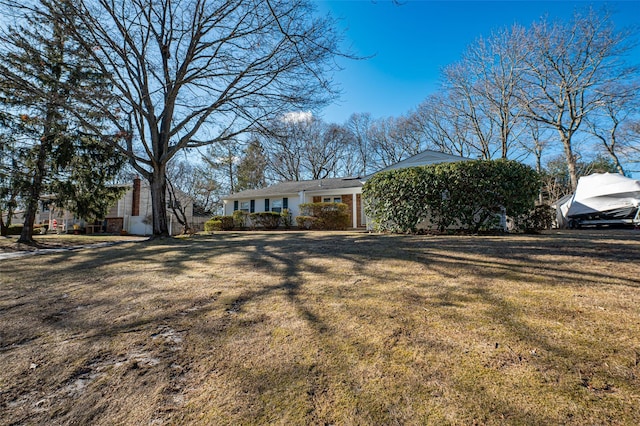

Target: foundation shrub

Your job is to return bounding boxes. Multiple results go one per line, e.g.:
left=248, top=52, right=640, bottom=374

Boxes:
left=5, top=224, right=47, bottom=235
left=281, top=209, right=293, bottom=229
left=204, top=219, right=222, bottom=232
left=232, top=211, right=248, bottom=229
left=295, top=215, right=316, bottom=230
left=210, top=215, right=235, bottom=231
left=249, top=212, right=281, bottom=229
left=512, top=204, right=555, bottom=232
left=299, top=202, right=350, bottom=230
left=7, top=224, right=24, bottom=235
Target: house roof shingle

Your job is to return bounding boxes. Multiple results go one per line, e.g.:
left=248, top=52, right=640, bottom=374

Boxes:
left=223, top=150, right=469, bottom=201
left=372, top=150, right=469, bottom=175
left=224, top=177, right=364, bottom=200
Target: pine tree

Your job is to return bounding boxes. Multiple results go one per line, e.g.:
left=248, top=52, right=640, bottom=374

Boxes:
left=236, top=139, right=268, bottom=192
left=0, top=1, right=124, bottom=243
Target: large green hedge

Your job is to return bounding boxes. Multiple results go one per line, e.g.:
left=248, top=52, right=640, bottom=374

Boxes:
left=363, top=160, right=541, bottom=233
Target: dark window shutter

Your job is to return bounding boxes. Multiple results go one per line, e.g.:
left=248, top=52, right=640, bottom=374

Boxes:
left=250, top=200, right=255, bottom=213
left=233, top=200, right=238, bottom=211
left=283, top=197, right=288, bottom=209
left=265, top=199, right=270, bottom=211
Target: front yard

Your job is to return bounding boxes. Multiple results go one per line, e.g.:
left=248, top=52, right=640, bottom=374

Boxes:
left=1, top=230, right=639, bottom=424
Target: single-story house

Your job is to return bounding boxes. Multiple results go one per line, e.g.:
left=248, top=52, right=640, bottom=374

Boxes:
left=224, top=177, right=367, bottom=228
left=222, top=150, right=469, bottom=228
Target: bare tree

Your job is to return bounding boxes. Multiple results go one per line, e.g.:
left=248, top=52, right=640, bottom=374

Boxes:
left=261, top=114, right=349, bottom=181
left=584, top=82, right=640, bottom=176
left=441, top=62, right=496, bottom=159
left=413, top=93, right=477, bottom=158
left=167, top=156, right=226, bottom=226
left=306, top=122, right=350, bottom=179
left=345, top=112, right=373, bottom=176
left=438, top=25, right=529, bottom=161
left=63, top=0, right=344, bottom=237
left=469, top=25, right=528, bottom=158
left=518, top=8, right=637, bottom=190
left=367, top=117, right=404, bottom=168
left=262, top=115, right=307, bottom=181
left=623, top=120, right=640, bottom=172
left=520, top=120, right=553, bottom=175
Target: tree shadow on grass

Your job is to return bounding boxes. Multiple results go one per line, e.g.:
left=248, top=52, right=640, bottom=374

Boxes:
left=1, top=229, right=639, bottom=424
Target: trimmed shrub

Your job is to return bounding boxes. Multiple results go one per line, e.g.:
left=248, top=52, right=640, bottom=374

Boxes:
left=249, top=212, right=281, bottom=230
left=204, top=219, right=222, bottom=232
left=210, top=215, right=235, bottom=231
left=7, top=224, right=23, bottom=235
left=5, top=224, right=48, bottom=235
left=233, top=210, right=248, bottom=229
left=512, top=204, right=555, bottom=233
left=295, top=215, right=316, bottom=230
left=363, top=159, right=541, bottom=233
left=281, top=209, right=293, bottom=229
left=299, top=202, right=350, bottom=230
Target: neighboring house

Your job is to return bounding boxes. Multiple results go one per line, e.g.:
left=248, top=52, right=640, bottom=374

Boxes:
left=22, top=177, right=207, bottom=236
left=222, top=150, right=469, bottom=228
left=103, top=177, right=197, bottom=235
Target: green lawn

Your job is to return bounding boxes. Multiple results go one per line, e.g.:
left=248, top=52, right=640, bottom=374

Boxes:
left=1, top=230, right=639, bottom=425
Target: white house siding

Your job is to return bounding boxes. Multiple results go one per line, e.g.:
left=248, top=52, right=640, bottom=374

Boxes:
left=224, top=186, right=366, bottom=229
left=106, top=178, right=195, bottom=236
left=224, top=194, right=300, bottom=218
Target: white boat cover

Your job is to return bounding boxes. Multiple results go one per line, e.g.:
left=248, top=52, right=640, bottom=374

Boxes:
left=566, top=173, right=640, bottom=219
left=551, top=193, right=574, bottom=228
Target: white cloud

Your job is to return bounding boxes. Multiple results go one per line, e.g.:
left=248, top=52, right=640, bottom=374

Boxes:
left=281, top=111, right=312, bottom=123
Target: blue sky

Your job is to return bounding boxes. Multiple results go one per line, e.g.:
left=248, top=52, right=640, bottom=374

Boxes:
left=316, top=1, right=640, bottom=124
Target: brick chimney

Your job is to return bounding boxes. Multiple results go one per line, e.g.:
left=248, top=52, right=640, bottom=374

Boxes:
left=132, top=176, right=141, bottom=216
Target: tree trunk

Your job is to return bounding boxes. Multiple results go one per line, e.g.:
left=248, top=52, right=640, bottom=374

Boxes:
left=562, top=141, right=579, bottom=192
left=605, top=143, right=626, bottom=176
left=18, top=140, right=50, bottom=244
left=149, top=166, right=170, bottom=238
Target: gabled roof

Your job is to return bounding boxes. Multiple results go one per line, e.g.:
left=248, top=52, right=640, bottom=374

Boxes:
left=372, top=150, right=469, bottom=175
left=224, top=177, right=364, bottom=200
left=223, top=150, right=469, bottom=201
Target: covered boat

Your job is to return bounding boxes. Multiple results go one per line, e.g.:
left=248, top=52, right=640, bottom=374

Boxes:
left=563, top=173, right=640, bottom=228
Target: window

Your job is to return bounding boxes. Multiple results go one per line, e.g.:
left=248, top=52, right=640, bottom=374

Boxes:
left=271, top=199, right=282, bottom=213
left=240, top=201, right=250, bottom=212
left=322, top=196, right=341, bottom=203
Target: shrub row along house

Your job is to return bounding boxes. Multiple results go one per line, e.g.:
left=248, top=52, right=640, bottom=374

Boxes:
left=222, top=150, right=470, bottom=229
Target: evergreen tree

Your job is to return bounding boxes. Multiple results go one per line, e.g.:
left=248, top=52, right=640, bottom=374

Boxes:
left=0, top=1, right=124, bottom=243
left=0, top=135, right=20, bottom=236
left=236, top=139, right=267, bottom=192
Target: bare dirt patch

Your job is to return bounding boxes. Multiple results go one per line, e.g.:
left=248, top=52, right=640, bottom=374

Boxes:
left=1, top=230, right=639, bottom=425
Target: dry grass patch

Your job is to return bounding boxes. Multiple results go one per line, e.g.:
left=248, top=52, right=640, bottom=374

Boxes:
left=0, top=234, right=147, bottom=252
left=1, top=230, right=640, bottom=425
